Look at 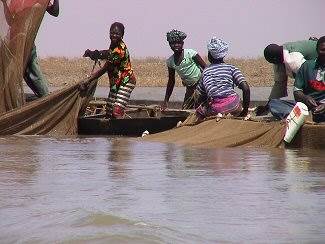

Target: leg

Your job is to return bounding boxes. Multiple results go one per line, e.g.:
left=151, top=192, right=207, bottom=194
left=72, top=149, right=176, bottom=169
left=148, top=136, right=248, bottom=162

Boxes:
left=106, top=89, right=117, bottom=118
left=269, top=99, right=295, bottom=120
left=24, top=44, right=49, bottom=97
left=182, top=84, right=196, bottom=109
left=111, top=82, right=135, bottom=118
left=269, top=80, right=288, bottom=100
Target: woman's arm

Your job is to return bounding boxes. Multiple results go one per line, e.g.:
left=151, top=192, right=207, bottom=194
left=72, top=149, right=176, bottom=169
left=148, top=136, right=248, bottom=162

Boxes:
left=90, top=61, right=110, bottom=80
left=238, top=81, right=250, bottom=116
left=46, top=0, right=59, bottom=17
left=161, top=67, right=176, bottom=110
left=193, top=54, right=207, bottom=71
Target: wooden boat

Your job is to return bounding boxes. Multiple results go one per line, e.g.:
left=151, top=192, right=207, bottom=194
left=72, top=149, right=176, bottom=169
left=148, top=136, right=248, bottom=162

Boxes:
left=78, top=100, right=191, bottom=136
left=287, top=122, right=325, bottom=149
left=78, top=99, right=325, bottom=149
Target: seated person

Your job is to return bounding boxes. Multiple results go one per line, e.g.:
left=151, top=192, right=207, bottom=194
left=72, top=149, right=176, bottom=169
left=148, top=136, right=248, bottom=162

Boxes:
left=270, top=36, right=325, bottom=122
left=161, top=29, right=206, bottom=110
left=257, top=38, right=318, bottom=117
left=195, top=37, right=250, bottom=119
left=294, top=36, right=325, bottom=123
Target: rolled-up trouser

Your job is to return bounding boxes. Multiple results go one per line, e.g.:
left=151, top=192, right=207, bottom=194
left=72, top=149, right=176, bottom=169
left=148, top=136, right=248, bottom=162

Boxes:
left=24, top=44, right=49, bottom=97
left=107, top=82, right=136, bottom=118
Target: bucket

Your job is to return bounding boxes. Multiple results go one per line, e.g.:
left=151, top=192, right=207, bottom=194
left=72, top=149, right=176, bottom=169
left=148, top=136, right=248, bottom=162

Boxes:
left=284, top=102, right=309, bottom=143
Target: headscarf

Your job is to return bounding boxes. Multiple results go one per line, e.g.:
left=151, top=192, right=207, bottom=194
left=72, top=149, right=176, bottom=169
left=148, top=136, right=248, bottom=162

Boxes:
left=264, top=44, right=283, bottom=64
left=207, top=37, right=229, bottom=59
left=166, top=29, right=187, bottom=43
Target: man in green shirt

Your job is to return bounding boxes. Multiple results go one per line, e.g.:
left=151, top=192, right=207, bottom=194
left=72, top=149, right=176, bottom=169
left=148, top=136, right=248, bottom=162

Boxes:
left=294, top=36, right=325, bottom=122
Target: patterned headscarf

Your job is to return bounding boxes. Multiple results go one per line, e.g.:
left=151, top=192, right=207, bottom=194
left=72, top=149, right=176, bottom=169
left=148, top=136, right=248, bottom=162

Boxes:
left=207, top=37, right=229, bottom=59
left=166, top=29, right=187, bottom=43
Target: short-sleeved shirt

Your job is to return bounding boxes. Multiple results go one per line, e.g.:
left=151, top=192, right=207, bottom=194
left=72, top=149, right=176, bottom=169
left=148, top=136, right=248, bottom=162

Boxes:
left=294, top=59, right=325, bottom=103
left=106, top=41, right=135, bottom=89
left=197, top=63, right=246, bottom=100
left=166, top=49, right=202, bottom=87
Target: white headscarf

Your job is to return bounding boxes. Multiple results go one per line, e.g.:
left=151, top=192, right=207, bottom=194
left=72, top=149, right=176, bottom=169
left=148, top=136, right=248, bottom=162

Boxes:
left=207, top=37, right=229, bottom=59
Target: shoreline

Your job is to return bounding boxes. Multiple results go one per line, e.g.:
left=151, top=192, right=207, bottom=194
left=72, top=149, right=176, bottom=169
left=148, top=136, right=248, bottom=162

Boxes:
left=25, top=85, right=294, bottom=105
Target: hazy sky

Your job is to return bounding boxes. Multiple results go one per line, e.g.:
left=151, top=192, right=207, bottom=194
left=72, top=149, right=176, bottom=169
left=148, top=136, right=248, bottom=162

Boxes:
left=37, top=0, right=323, bottom=59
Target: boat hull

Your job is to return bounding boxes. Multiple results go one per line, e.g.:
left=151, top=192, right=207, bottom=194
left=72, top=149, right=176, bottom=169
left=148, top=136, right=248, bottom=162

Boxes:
left=78, top=116, right=188, bottom=136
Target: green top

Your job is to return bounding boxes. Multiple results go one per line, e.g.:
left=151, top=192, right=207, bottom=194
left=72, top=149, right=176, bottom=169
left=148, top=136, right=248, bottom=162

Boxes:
left=283, top=40, right=317, bottom=60
left=294, top=59, right=325, bottom=103
left=167, top=49, right=202, bottom=87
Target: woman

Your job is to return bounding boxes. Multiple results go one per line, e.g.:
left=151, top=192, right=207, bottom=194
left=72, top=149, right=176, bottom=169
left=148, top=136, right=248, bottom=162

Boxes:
left=162, top=29, right=206, bottom=110
left=195, top=37, right=250, bottom=119
left=83, top=22, right=136, bottom=118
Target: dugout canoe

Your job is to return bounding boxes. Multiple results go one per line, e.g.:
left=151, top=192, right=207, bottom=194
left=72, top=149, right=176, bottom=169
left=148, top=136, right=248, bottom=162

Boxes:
left=78, top=102, right=191, bottom=136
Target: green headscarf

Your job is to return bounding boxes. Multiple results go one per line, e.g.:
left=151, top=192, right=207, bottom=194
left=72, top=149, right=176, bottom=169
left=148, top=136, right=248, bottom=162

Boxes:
left=166, top=29, right=187, bottom=43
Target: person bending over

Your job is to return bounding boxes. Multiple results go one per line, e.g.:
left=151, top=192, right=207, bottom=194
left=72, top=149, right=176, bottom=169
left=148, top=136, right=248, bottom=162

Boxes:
left=269, top=37, right=325, bottom=122
left=257, top=38, right=318, bottom=118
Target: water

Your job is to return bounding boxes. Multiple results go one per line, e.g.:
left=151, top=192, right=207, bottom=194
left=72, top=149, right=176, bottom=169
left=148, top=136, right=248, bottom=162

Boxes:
left=0, top=136, right=325, bottom=243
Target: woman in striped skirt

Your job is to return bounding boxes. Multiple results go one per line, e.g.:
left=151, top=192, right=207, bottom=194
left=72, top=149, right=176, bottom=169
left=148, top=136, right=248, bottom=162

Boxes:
left=83, top=22, right=136, bottom=118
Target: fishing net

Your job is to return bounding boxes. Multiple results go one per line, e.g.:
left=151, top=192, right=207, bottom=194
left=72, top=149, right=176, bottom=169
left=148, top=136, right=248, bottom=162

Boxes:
left=0, top=0, right=97, bottom=135
left=144, top=114, right=286, bottom=148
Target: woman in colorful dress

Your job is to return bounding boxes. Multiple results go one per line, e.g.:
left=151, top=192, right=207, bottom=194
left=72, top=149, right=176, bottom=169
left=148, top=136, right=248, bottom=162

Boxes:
left=83, top=22, right=136, bottom=118
left=161, top=29, right=206, bottom=110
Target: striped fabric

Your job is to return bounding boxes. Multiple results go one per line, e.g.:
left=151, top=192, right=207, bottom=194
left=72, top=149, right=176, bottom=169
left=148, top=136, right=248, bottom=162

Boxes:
left=107, top=82, right=136, bottom=117
left=197, top=63, right=246, bottom=100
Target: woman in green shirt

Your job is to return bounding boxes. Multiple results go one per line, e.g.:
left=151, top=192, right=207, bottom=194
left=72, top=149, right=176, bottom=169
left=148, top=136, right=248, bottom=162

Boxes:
left=161, top=29, right=206, bottom=110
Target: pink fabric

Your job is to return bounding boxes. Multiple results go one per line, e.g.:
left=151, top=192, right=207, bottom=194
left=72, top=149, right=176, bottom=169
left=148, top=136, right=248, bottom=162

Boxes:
left=210, top=95, right=240, bottom=114
left=196, top=94, right=240, bottom=118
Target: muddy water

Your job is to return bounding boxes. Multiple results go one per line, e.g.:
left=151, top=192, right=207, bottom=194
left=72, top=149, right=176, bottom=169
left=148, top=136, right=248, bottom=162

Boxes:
left=0, top=136, right=325, bottom=243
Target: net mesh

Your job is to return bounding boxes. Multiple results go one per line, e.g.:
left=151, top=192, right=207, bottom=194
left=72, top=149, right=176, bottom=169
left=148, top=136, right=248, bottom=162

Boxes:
left=0, top=0, right=97, bottom=135
left=145, top=115, right=286, bottom=148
